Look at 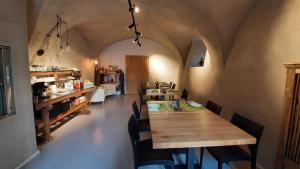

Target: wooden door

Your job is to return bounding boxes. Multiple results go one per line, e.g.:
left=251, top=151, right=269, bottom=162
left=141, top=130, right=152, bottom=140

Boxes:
left=125, top=55, right=149, bottom=94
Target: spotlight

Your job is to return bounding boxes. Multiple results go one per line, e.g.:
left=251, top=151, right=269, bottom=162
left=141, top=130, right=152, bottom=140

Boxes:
left=37, top=49, right=45, bottom=56
left=138, top=41, right=141, bottom=47
left=135, top=31, right=141, bottom=36
left=134, top=37, right=139, bottom=42
left=129, top=7, right=134, bottom=12
left=134, top=6, right=140, bottom=13
left=128, top=23, right=135, bottom=30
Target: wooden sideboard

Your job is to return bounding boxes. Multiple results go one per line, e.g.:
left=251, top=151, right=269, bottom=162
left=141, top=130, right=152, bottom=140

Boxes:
left=34, top=86, right=96, bottom=141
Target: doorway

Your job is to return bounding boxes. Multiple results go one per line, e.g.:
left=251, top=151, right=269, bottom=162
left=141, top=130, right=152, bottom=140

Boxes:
left=125, top=55, right=149, bottom=94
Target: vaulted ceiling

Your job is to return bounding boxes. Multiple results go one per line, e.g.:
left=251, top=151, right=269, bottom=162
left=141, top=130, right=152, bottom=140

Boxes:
left=28, top=0, right=257, bottom=63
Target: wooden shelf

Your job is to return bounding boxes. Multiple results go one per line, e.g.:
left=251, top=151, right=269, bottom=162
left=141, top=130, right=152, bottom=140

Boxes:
left=30, top=70, right=74, bottom=77
left=36, top=100, right=89, bottom=130
left=34, top=87, right=96, bottom=111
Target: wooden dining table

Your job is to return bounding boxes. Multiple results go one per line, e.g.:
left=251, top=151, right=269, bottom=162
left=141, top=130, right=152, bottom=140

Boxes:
left=146, top=82, right=172, bottom=89
left=147, top=101, right=256, bottom=169
left=145, top=89, right=180, bottom=97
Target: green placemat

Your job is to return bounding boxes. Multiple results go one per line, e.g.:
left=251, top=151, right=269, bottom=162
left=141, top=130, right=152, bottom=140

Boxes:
left=148, top=103, right=173, bottom=112
left=158, top=103, right=172, bottom=112
left=181, top=103, right=205, bottom=111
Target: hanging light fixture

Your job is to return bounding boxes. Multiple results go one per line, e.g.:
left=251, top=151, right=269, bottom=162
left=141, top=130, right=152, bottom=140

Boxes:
left=36, top=15, right=70, bottom=56
left=134, top=6, right=140, bottom=13
left=127, top=0, right=142, bottom=47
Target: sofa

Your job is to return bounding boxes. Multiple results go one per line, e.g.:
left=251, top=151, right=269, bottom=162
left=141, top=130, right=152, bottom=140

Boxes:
left=90, top=83, right=117, bottom=103
left=102, top=83, right=117, bottom=96
left=90, top=87, right=105, bottom=103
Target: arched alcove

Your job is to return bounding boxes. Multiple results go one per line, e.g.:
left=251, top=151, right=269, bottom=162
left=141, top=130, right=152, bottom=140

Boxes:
left=98, top=38, right=183, bottom=90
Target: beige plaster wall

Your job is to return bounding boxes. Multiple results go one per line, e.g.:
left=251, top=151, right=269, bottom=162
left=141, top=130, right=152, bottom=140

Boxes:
left=0, top=0, right=37, bottom=169
left=99, top=39, right=183, bottom=91
left=184, top=40, right=223, bottom=103
left=221, top=0, right=300, bottom=168
left=29, top=27, right=94, bottom=80
left=187, top=0, right=300, bottom=168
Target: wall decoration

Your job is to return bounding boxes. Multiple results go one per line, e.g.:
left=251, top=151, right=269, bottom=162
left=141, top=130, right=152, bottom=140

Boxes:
left=36, top=15, right=70, bottom=56
left=0, top=45, right=16, bottom=119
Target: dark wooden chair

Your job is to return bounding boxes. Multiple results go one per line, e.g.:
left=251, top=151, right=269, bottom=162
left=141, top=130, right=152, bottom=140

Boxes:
left=171, top=83, right=176, bottom=89
left=128, top=115, right=175, bottom=169
left=205, top=100, right=222, bottom=115
left=181, top=89, right=189, bottom=101
left=140, top=84, right=146, bottom=94
left=132, top=101, right=150, bottom=132
left=199, top=100, right=222, bottom=168
left=138, top=90, right=147, bottom=111
left=204, top=113, right=264, bottom=169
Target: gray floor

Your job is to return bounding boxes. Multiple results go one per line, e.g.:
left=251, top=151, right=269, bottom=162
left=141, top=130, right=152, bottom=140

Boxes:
left=22, top=95, right=232, bottom=169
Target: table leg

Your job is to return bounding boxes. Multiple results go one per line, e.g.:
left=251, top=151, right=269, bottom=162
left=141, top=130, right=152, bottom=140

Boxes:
left=199, top=147, right=204, bottom=169
left=41, top=105, right=53, bottom=141
left=187, top=148, right=196, bottom=169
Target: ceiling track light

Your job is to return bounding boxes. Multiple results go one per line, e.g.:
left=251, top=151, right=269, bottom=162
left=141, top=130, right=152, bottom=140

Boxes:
left=127, top=0, right=142, bottom=47
left=135, top=31, right=141, bottom=36
left=128, top=23, right=135, bottom=30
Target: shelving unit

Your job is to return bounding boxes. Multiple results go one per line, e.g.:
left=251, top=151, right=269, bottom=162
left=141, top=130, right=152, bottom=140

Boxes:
left=30, top=70, right=95, bottom=142
left=36, top=100, right=89, bottom=129
left=30, top=70, right=74, bottom=77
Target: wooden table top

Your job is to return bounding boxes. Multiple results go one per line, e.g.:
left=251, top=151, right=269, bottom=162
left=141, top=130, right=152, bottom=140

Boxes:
left=34, top=86, right=96, bottom=111
left=148, top=101, right=256, bottom=149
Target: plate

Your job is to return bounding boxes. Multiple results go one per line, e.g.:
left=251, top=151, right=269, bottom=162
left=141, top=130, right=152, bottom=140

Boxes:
left=188, top=101, right=202, bottom=107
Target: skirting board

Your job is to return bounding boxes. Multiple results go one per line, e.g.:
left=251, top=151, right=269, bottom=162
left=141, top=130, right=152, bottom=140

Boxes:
left=257, top=163, right=265, bottom=169
left=15, top=150, right=40, bottom=169
left=230, top=162, right=265, bottom=169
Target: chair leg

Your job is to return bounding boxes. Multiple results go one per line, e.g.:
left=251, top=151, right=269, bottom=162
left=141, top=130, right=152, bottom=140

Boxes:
left=251, top=159, right=256, bottom=169
left=199, top=148, right=204, bottom=169
left=218, top=161, right=223, bottom=169
left=165, top=164, right=174, bottom=169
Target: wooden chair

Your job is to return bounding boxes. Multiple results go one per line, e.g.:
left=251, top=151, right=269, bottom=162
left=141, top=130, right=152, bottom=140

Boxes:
left=171, top=83, right=176, bottom=89
left=205, top=100, right=222, bottom=115
left=204, top=113, right=264, bottom=169
left=138, top=90, right=147, bottom=111
left=128, top=115, right=175, bottom=169
left=199, top=100, right=222, bottom=168
left=132, top=101, right=150, bottom=132
left=181, top=89, right=189, bottom=101
left=140, top=84, right=146, bottom=94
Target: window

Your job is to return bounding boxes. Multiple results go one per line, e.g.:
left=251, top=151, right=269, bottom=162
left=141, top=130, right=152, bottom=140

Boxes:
left=0, top=46, right=15, bottom=119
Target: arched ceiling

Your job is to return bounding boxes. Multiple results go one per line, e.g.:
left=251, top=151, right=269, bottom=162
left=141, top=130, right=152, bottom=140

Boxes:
left=28, top=0, right=257, bottom=63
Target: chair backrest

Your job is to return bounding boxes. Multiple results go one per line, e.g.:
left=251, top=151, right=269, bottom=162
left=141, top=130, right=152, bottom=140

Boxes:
left=172, top=83, right=176, bottom=89
left=205, top=100, right=222, bottom=115
left=128, top=115, right=140, bottom=144
left=231, top=113, right=264, bottom=158
left=132, top=101, right=141, bottom=120
left=140, top=84, right=146, bottom=94
left=181, top=89, right=189, bottom=100
left=138, top=90, right=144, bottom=102
left=128, top=115, right=140, bottom=164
